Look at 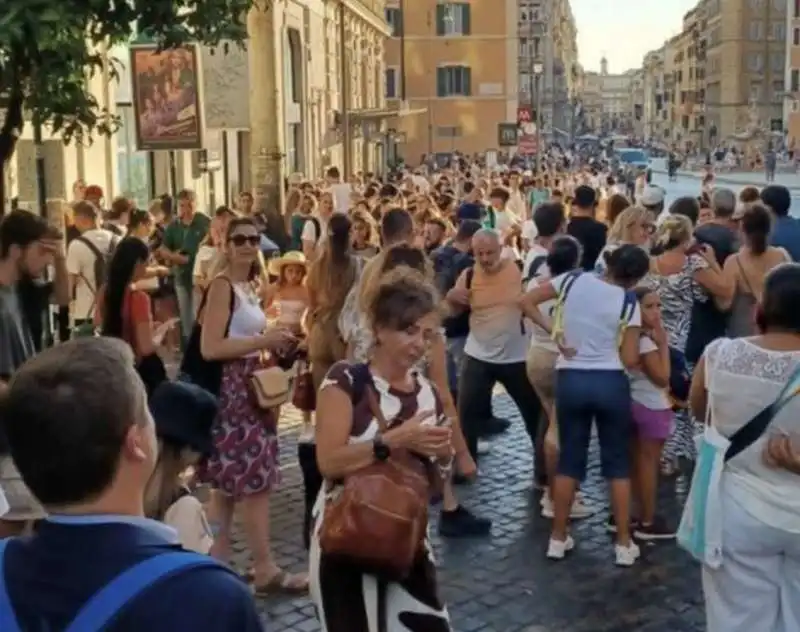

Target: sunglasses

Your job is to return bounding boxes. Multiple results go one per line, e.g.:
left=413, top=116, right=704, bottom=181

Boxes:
left=229, top=234, right=260, bottom=247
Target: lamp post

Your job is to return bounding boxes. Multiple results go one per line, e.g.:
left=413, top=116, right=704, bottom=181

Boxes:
left=532, top=60, right=544, bottom=172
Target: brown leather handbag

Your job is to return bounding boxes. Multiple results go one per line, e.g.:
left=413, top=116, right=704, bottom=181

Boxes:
left=318, top=388, right=430, bottom=581
left=291, top=361, right=316, bottom=412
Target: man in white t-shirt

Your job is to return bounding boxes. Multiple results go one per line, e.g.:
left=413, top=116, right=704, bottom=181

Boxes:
left=66, top=201, right=117, bottom=328
left=522, top=202, right=566, bottom=284
left=324, top=166, right=353, bottom=214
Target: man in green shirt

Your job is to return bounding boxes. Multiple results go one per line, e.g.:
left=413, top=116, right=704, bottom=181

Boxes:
left=158, top=189, right=210, bottom=344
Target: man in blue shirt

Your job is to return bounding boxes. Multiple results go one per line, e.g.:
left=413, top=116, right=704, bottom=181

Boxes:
left=0, top=337, right=264, bottom=631
left=762, top=185, right=800, bottom=261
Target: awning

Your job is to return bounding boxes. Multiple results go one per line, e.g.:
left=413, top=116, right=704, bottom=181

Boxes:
left=348, top=102, right=427, bottom=122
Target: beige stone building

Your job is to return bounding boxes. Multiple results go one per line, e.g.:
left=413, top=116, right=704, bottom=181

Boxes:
left=642, top=48, right=666, bottom=142
left=784, top=0, right=800, bottom=145
left=8, top=0, right=390, bottom=217
left=384, top=0, right=519, bottom=159
left=704, top=0, right=786, bottom=144
left=517, top=0, right=579, bottom=141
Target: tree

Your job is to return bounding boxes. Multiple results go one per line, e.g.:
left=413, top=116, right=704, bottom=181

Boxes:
left=0, top=0, right=258, bottom=213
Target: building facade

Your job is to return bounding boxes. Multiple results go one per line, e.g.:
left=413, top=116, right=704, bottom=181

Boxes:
left=384, top=0, right=519, bottom=159
left=703, top=0, right=786, bottom=144
left=517, top=0, right=579, bottom=142
left=642, top=48, right=666, bottom=142
left=784, top=0, right=800, bottom=145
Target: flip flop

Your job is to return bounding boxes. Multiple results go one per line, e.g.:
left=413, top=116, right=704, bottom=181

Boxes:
left=253, top=571, right=309, bottom=596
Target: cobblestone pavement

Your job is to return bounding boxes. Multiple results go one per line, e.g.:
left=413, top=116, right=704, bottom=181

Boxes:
left=238, top=394, right=706, bottom=632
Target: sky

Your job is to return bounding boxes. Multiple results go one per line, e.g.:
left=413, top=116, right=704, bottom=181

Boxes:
left=572, top=0, right=699, bottom=73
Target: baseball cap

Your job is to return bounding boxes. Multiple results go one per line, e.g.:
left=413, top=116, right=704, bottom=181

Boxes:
left=640, top=186, right=665, bottom=207
left=456, top=202, right=484, bottom=223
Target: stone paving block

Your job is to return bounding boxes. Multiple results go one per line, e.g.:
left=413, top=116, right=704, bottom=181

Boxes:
left=237, top=394, right=704, bottom=631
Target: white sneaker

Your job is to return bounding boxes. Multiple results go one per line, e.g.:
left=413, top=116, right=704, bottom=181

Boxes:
left=546, top=535, right=575, bottom=560
left=614, top=541, right=641, bottom=567
left=540, top=495, right=594, bottom=520
left=477, top=439, right=491, bottom=455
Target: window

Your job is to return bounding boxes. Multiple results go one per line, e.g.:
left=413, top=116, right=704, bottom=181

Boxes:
left=771, top=52, right=784, bottom=73
left=436, top=3, right=471, bottom=36
left=795, top=28, right=800, bottom=46
left=750, top=83, right=762, bottom=101
left=437, top=126, right=462, bottom=137
left=385, top=67, right=399, bottom=98
left=792, top=69, right=800, bottom=93
left=436, top=65, right=472, bottom=97
left=749, top=20, right=763, bottom=41
left=796, top=0, right=800, bottom=17
left=773, top=80, right=785, bottom=99
left=385, top=7, right=403, bottom=36
left=772, top=23, right=785, bottom=42
left=747, top=52, right=764, bottom=72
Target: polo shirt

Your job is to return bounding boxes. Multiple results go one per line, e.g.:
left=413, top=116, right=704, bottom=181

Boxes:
left=162, top=214, right=211, bottom=288
left=2, top=515, right=263, bottom=631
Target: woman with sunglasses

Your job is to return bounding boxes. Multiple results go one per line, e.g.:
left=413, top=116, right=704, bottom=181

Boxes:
left=198, top=217, right=307, bottom=595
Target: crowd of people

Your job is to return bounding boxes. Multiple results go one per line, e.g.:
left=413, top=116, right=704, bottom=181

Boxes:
left=0, top=160, right=799, bottom=632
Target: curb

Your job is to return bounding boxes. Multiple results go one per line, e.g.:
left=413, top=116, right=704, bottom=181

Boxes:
left=651, top=168, right=800, bottom=193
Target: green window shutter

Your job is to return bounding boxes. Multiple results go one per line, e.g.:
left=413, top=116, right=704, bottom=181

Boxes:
left=437, top=67, right=448, bottom=96
left=436, top=5, right=446, bottom=35
left=462, top=4, right=471, bottom=35
left=463, top=67, right=472, bottom=96
left=396, top=8, right=404, bottom=36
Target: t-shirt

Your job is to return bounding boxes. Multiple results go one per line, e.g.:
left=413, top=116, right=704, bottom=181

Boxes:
left=162, top=214, right=211, bottom=288
left=300, top=214, right=326, bottom=246
left=329, top=182, right=353, bottom=214
left=96, top=288, right=152, bottom=358
left=0, top=283, right=36, bottom=454
left=550, top=272, right=641, bottom=370
left=521, top=219, right=538, bottom=246
left=524, top=247, right=557, bottom=353
left=462, top=261, right=529, bottom=364
left=522, top=244, right=549, bottom=284
left=628, top=335, right=671, bottom=410
left=66, top=228, right=117, bottom=321
left=567, top=216, right=608, bottom=271
left=191, top=245, right=219, bottom=283
left=3, top=519, right=263, bottom=631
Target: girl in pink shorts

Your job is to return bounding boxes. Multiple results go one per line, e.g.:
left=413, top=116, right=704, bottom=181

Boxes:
left=628, top=288, right=675, bottom=541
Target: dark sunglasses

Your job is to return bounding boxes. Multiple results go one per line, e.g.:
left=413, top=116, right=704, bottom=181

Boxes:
left=229, top=234, right=260, bottom=247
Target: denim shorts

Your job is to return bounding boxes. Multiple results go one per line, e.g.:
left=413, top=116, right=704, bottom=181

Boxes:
left=555, top=368, right=633, bottom=480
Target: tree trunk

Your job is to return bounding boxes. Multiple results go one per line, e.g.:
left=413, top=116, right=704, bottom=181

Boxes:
left=0, top=89, right=25, bottom=218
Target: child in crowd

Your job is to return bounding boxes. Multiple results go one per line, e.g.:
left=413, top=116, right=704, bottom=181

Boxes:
left=629, top=287, right=674, bottom=541
left=266, top=251, right=314, bottom=436
left=146, top=381, right=217, bottom=554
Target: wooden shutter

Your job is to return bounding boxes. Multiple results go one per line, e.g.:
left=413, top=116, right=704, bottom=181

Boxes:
left=436, top=5, right=446, bottom=36
left=437, top=67, right=448, bottom=97
left=462, top=4, right=471, bottom=35
left=463, top=67, right=472, bottom=96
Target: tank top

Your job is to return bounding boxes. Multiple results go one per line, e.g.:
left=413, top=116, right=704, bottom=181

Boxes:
left=228, top=283, right=267, bottom=356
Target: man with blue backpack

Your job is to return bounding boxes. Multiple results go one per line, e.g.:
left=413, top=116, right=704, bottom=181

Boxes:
left=0, top=337, right=263, bottom=631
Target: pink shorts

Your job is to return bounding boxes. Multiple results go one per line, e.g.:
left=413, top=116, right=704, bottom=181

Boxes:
left=631, top=401, right=674, bottom=441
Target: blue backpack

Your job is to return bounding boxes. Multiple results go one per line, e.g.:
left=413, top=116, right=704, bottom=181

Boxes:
left=0, top=540, right=227, bottom=631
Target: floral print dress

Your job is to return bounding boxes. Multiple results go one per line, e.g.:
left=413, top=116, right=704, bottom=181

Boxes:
left=644, top=254, right=709, bottom=463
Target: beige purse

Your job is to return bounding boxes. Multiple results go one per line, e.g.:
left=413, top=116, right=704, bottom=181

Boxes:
left=249, top=366, right=290, bottom=409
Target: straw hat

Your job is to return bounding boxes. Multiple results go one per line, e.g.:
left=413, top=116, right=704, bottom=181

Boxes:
left=268, top=250, right=308, bottom=276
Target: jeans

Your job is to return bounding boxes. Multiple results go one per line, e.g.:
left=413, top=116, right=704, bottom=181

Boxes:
left=555, top=369, right=633, bottom=480
left=458, top=354, right=544, bottom=476
left=445, top=336, right=467, bottom=395
left=703, top=489, right=800, bottom=632
left=174, top=282, right=195, bottom=345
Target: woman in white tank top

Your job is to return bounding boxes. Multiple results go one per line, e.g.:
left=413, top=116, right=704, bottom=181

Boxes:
left=690, top=263, right=800, bottom=632
left=197, top=217, right=308, bottom=594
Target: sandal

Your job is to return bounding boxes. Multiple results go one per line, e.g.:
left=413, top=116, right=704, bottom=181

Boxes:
left=253, top=570, right=309, bottom=596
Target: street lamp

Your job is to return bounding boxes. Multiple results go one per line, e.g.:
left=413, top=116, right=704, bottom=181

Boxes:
left=532, top=61, right=544, bottom=172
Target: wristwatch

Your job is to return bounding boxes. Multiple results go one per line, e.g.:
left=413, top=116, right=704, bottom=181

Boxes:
left=373, top=435, right=391, bottom=462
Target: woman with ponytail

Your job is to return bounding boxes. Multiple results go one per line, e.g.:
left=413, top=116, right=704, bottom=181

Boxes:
left=719, top=203, right=791, bottom=338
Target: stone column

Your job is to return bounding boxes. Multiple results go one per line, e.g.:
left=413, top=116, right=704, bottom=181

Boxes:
left=247, top=1, right=288, bottom=245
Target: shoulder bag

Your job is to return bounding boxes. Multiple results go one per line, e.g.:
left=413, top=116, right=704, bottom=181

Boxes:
left=318, top=365, right=430, bottom=581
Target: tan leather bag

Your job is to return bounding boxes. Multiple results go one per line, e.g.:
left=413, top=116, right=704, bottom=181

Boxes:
left=249, top=366, right=290, bottom=409
left=318, top=388, right=430, bottom=581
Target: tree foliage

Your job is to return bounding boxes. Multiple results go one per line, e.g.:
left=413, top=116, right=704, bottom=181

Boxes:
left=0, top=0, right=258, bottom=170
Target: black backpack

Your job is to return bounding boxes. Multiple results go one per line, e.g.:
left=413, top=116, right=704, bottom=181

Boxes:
left=522, top=254, right=548, bottom=287
left=77, top=235, right=119, bottom=314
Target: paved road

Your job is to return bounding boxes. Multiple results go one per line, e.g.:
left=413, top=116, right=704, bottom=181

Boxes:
left=651, top=171, right=800, bottom=218
left=242, top=395, right=706, bottom=631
